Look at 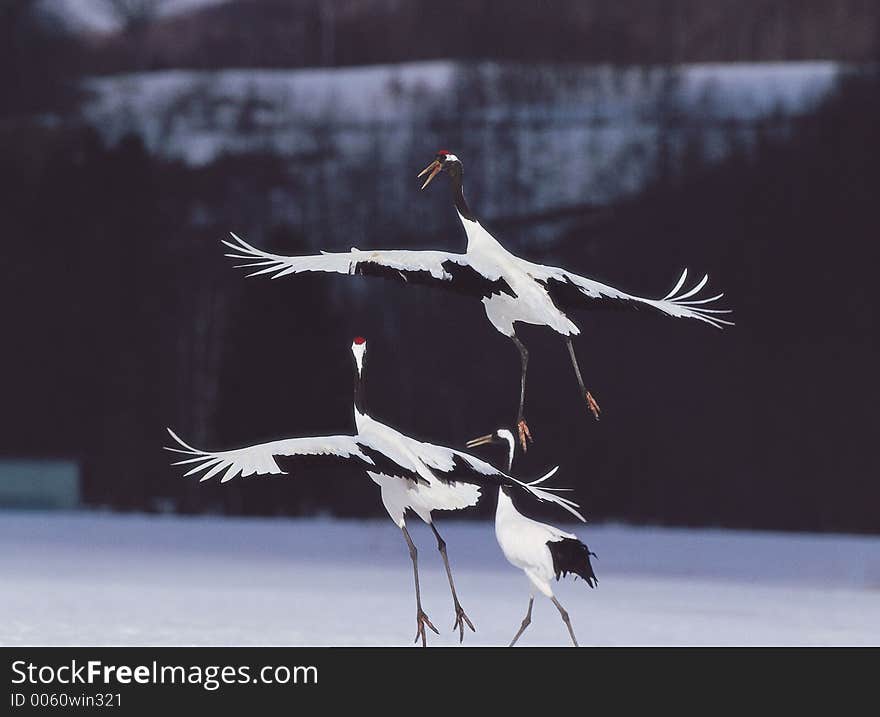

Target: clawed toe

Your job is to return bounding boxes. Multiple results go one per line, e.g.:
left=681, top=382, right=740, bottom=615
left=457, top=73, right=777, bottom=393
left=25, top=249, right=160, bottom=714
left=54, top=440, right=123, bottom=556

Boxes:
left=414, top=610, right=439, bottom=647
left=452, top=604, right=476, bottom=643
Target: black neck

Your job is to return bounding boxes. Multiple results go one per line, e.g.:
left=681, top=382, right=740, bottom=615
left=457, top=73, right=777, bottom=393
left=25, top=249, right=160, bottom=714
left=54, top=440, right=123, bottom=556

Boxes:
left=354, top=367, right=365, bottom=414
left=447, top=165, right=476, bottom=222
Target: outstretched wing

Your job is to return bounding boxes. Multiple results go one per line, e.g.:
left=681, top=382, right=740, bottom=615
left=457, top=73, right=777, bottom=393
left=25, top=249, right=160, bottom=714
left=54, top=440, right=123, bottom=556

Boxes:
left=222, top=233, right=515, bottom=300
left=404, top=436, right=587, bottom=522
left=527, top=262, right=733, bottom=329
left=165, top=428, right=373, bottom=483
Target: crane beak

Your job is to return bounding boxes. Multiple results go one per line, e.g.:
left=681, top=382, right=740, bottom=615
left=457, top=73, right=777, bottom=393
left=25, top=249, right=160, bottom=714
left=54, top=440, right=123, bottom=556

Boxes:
left=466, top=433, right=496, bottom=449
left=418, top=159, right=442, bottom=190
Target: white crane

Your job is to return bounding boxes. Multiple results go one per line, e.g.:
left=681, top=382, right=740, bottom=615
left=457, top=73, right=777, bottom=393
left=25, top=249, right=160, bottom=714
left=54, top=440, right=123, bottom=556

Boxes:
left=466, top=428, right=597, bottom=647
left=222, top=151, right=732, bottom=451
left=165, top=337, right=583, bottom=646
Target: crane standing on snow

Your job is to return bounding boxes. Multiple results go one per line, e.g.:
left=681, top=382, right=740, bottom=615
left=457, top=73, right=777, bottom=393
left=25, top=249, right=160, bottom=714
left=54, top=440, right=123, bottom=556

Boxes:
left=166, top=338, right=583, bottom=646
left=466, top=428, right=597, bottom=647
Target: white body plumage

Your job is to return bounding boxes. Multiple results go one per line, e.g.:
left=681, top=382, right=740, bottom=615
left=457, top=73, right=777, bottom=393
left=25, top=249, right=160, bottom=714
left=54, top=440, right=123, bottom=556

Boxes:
left=462, top=215, right=581, bottom=337
left=355, top=411, right=482, bottom=527
left=467, top=427, right=597, bottom=646
left=495, top=487, right=578, bottom=598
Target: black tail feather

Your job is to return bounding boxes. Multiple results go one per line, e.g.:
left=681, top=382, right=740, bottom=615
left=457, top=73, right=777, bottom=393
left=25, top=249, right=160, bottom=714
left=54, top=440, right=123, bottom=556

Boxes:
left=547, top=538, right=598, bottom=588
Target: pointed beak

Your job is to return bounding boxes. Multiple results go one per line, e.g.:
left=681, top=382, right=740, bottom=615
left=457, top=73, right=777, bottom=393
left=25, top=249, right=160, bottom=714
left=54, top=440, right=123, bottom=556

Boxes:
left=418, top=159, right=442, bottom=190
left=466, top=433, right=496, bottom=449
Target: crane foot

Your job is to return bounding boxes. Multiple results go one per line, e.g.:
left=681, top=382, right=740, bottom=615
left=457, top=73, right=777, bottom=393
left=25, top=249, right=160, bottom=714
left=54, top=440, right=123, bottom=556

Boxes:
left=517, top=419, right=533, bottom=452
left=586, top=391, right=601, bottom=420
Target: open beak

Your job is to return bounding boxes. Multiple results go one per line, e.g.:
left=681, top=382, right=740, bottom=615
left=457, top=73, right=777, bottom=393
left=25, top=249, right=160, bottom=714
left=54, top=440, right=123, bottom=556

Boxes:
left=418, top=159, right=442, bottom=190
left=466, top=433, right=496, bottom=449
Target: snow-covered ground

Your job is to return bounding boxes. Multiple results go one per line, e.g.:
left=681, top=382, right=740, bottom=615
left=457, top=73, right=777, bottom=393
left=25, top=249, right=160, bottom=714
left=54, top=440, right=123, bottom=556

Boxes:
left=2, top=511, right=878, bottom=646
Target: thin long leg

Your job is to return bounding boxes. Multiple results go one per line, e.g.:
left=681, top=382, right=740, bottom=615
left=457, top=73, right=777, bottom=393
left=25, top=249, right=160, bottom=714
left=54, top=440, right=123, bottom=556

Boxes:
left=565, top=337, right=601, bottom=420
left=551, top=596, right=579, bottom=647
left=511, top=335, right=533, bottom=450
left=430, top=523, right=475, bottom=643
left=401, top=525, right=438, bottom=647
left=509, top=596, right=534, bottom=647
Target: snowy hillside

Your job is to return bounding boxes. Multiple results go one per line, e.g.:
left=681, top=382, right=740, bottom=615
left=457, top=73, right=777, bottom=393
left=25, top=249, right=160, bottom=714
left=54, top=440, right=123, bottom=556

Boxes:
left=79, top=63, right=840, bottom=161
left=2, top=511, right=877, bottom=646
left=74, top=61, right=841, bottom=244
left=45, top=0, right=228, bottom=33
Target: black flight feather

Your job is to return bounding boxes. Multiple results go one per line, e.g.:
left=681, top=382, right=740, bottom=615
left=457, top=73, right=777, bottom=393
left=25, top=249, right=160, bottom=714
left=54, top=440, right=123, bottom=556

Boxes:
left=353, top=259, right=517, bottom=300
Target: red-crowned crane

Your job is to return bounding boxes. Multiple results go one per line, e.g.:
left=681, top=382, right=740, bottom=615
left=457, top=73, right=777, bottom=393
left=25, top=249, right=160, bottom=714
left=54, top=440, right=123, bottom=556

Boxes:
left=466, top=428, right=597, bottom=647
left=223, top=151, right=732, bottom=451
left=166, top=338, right=583, bottom=646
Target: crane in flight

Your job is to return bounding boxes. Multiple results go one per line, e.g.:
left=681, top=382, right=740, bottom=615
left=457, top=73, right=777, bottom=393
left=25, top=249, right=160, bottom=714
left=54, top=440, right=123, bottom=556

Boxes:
left=223, top=151, right=732, bottom=451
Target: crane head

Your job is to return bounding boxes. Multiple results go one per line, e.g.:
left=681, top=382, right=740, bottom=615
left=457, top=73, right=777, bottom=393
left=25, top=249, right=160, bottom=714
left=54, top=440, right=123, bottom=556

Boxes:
left=351, top=336, right=367, bottom=375
left=417, top=150, right=461, bottom=190
left=466, top=428, right=516, bottom=473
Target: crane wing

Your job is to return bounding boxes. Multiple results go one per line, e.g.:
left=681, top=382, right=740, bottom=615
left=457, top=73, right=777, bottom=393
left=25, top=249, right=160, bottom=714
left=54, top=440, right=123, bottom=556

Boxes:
left=222, top=233, right=515, bottom=300
left=526, top=262, right=733, bottom=329
left=165, top=428, right=373, bottom=483
left=404, top=436, right=587, bottom=522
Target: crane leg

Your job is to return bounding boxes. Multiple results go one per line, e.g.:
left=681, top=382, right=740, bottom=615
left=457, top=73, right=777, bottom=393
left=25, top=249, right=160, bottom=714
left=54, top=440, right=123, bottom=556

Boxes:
left=511, top=335, right=533, bottom=450
left=565, top=337, right=601, bottom=420
left=430, top=523, right=475, bottom=643
left=551, top=596, right=579, bottom=647
left=402, top=525, right=438, bottom=647
left=509, top=596, right=534, bottom=647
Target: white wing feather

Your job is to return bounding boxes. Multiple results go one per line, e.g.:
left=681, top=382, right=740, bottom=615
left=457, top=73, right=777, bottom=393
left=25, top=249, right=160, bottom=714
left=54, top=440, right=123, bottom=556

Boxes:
left=418, top=439, right=587, bottom=522
left=528, top=262, right=734, bottom=329
left=353, top=416, right=586, bottom=521
left=165, top=428, right=373, bottom=483
left=222, top=232, right=467, bottom=282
